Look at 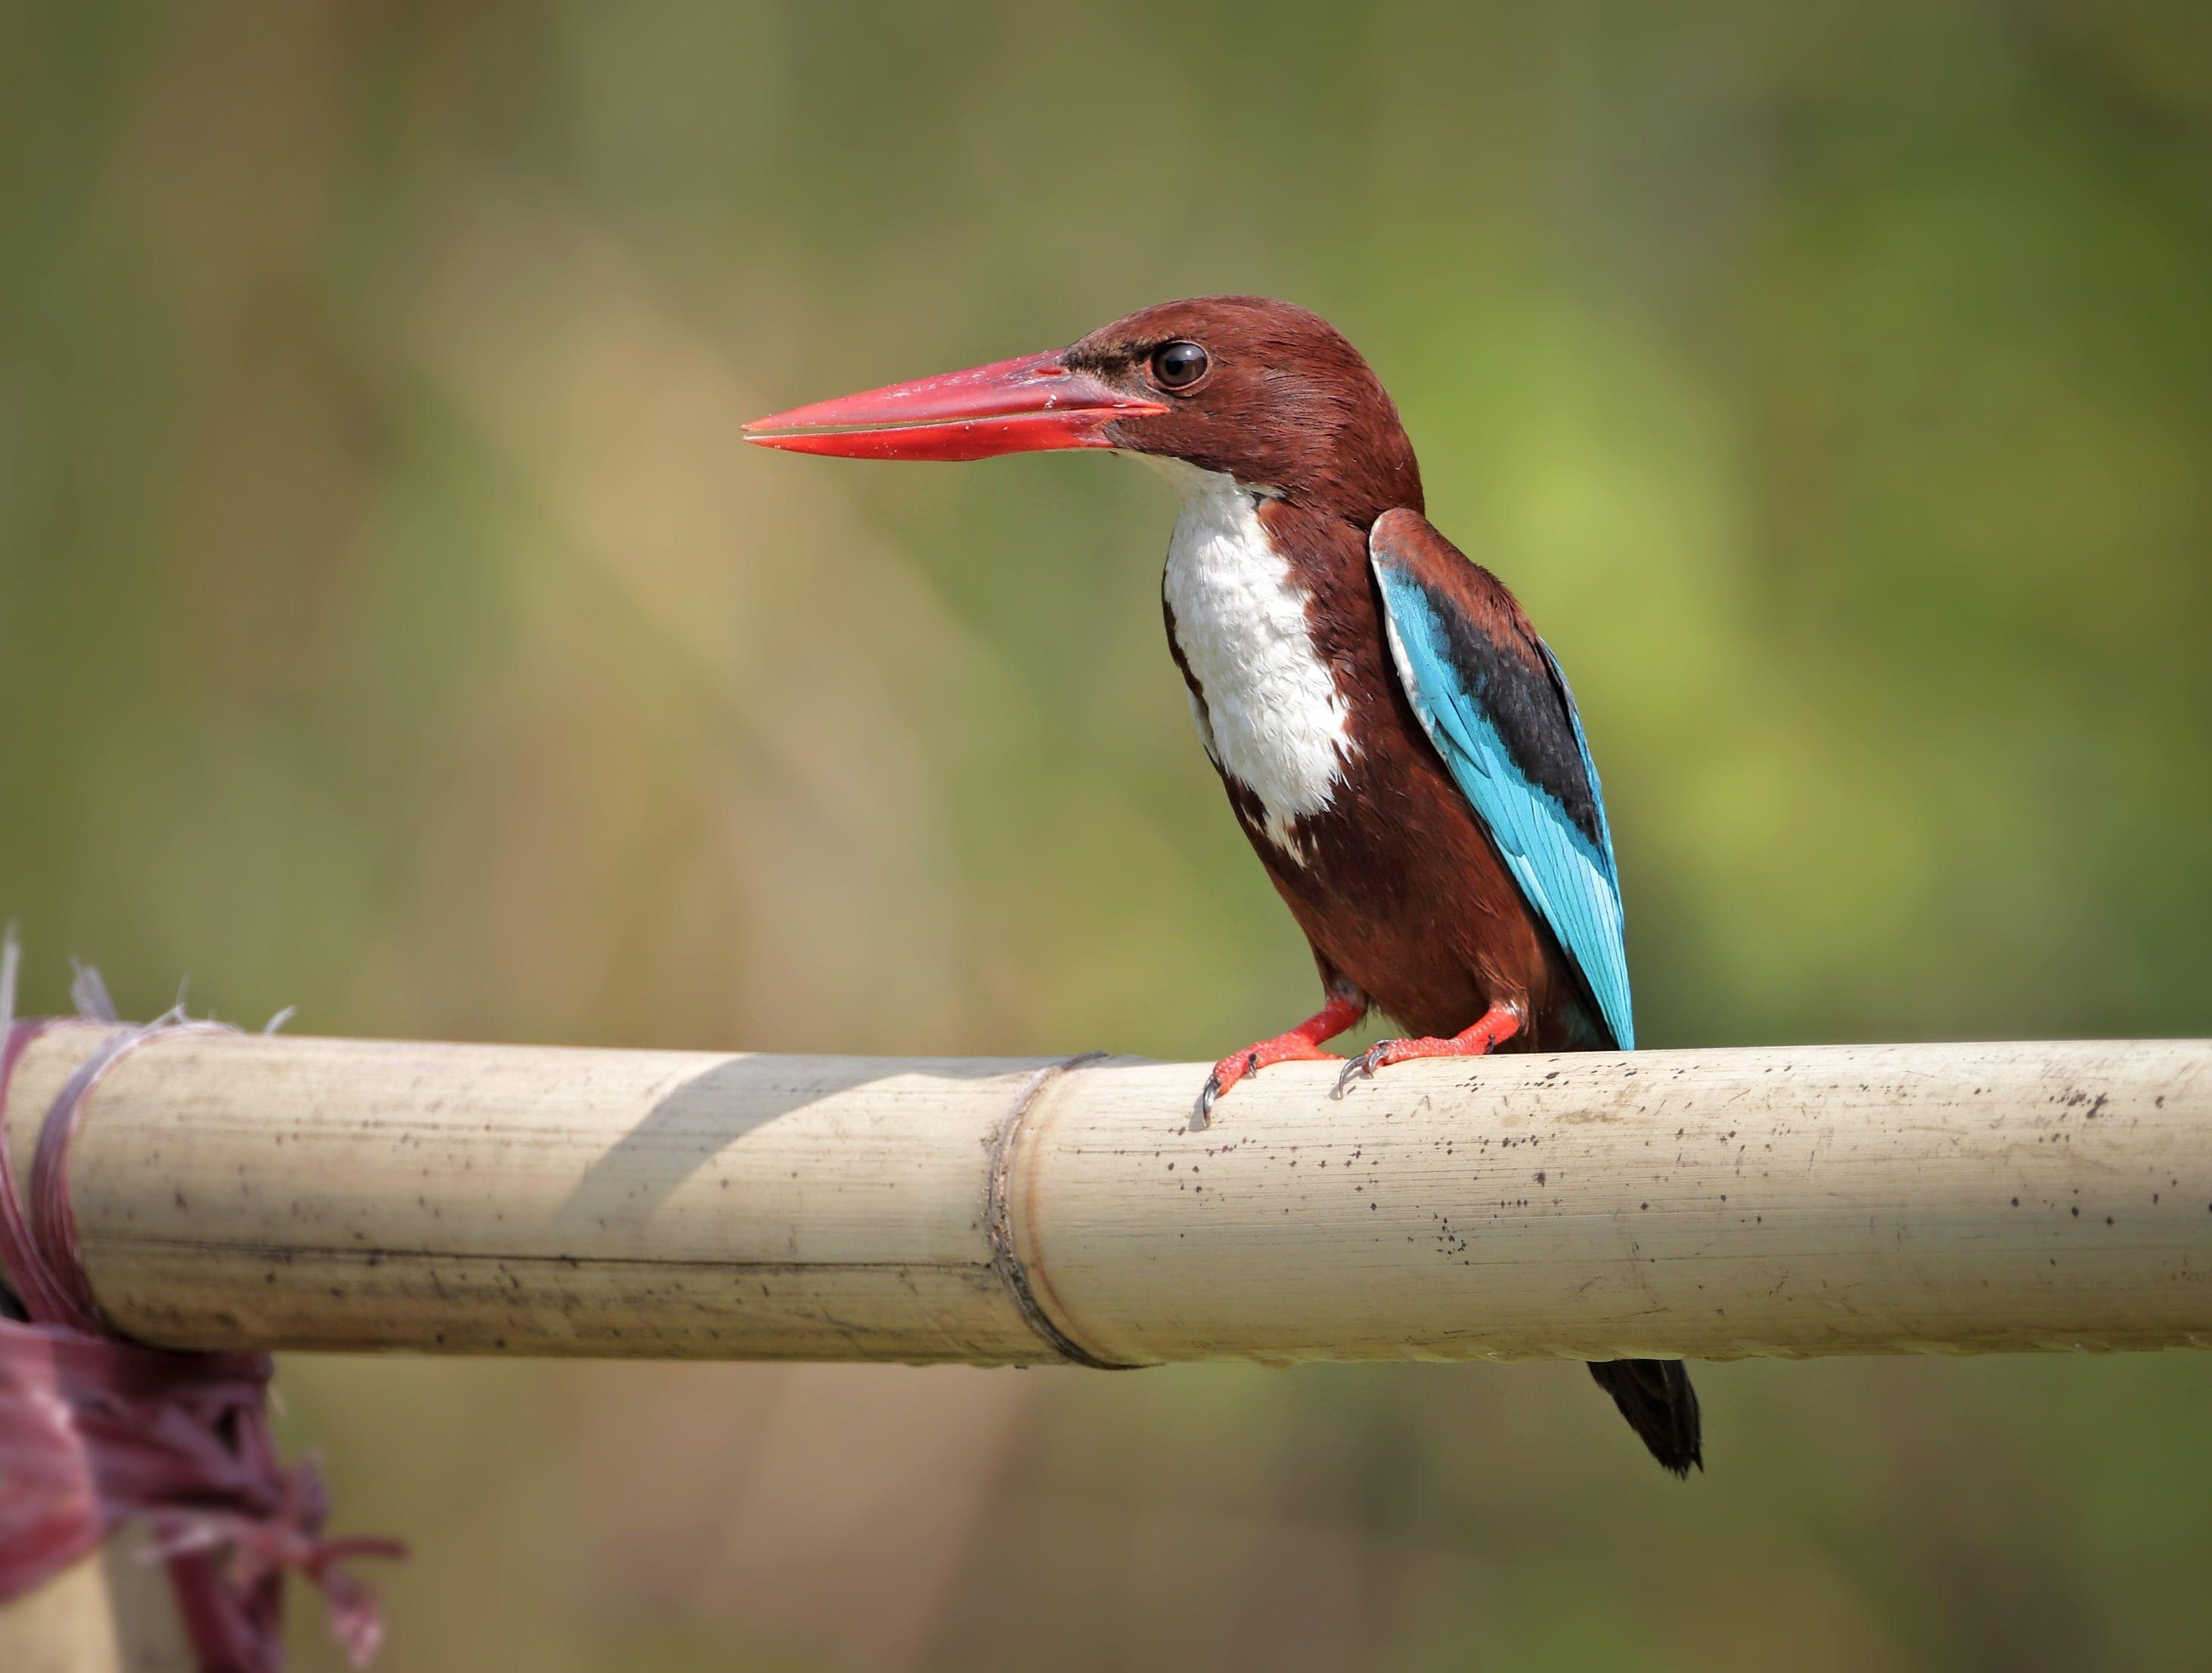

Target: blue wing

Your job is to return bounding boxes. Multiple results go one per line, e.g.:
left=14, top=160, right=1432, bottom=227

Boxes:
left=1369, top=511, right=1633, bottom=1050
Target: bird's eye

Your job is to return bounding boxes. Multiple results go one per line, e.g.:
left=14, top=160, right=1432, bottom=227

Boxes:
left=1149, top=340, right=1209, bottom=391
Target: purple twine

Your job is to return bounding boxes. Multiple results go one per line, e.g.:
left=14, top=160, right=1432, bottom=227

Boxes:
left=0, top=939, right=403, bottom=1671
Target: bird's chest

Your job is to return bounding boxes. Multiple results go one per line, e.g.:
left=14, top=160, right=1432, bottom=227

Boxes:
left=1159, top=475, right=1355, bottom=858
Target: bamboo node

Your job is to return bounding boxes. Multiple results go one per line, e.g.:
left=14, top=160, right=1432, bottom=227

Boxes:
left=984, top=1051, right=1134, bottom=1371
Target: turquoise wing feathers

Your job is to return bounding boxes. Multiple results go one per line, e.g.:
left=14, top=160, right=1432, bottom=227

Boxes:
left=1369, top=512, right=1634, bottom=1050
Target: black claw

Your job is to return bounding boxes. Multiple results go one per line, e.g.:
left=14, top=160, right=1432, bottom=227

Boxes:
left=1196, top=1051, right=1263, bottom=1130
left=1332, top=1048, right=1381, bottom=1099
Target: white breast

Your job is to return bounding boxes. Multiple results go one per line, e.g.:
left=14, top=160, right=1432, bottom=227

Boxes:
left=1150, top=459, right=1355, bottom=859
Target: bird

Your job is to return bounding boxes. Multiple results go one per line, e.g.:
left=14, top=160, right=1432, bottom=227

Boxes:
left=744, top=296, right=1702, bottom=1476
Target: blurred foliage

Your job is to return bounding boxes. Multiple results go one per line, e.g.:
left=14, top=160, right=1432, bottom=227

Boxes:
left=2, top=2, right=2209, bottom=1670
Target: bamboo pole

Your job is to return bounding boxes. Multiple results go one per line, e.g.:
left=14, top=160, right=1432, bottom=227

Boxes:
left=0, top=1538, right=197, bottom=1673
left=3, top=1022, right=2208, bottom=1366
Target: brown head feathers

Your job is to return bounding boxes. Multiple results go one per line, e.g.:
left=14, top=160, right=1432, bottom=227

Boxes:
left=1071, top=296, right=1424, bottom=529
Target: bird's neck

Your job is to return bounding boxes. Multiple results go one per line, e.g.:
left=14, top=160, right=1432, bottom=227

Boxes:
left=1135, top=439, right=1419, bottom=529
left=1135, top=452, right=1274, bottom=508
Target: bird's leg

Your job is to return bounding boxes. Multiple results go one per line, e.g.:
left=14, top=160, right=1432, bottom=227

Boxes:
left=1334, top=1003, right=1523, bottom=1097
left=1196, top=989, right=1367, bottom=1128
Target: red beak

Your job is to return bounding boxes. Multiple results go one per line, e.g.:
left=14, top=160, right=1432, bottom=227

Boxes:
left=743, top=350, right=1166, bottom=461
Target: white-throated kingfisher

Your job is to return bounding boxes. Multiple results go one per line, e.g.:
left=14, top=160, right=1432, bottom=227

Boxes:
left=746, top=297, right=1702, bottom=1476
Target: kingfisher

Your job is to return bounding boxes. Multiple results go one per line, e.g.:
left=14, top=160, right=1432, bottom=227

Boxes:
left=745, top=297, right=1702, bottom=1476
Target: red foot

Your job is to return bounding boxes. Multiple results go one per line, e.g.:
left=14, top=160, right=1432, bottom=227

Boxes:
left=1196, top=991, right=1367, bottom=1127
left=1335, top=1004, right=1523, bottom=1097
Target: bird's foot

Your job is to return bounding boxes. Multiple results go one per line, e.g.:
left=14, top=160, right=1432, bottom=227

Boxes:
left=1333, top=1004, right=1523, bottom=1098
left=1197, top=1035, right=1344, bottom=1128
left=1193, top=990, right=1367, bottom=1128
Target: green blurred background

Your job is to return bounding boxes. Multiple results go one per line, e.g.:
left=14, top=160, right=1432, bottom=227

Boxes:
left=5, top=3, right=2210, bottom=1668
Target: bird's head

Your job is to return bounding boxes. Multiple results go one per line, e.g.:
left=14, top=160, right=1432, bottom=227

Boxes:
left=745, top=296, right=1422, bottom=522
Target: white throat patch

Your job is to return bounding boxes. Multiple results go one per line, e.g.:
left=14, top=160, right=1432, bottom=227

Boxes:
left=1147, top=458, right=1355, bottom=859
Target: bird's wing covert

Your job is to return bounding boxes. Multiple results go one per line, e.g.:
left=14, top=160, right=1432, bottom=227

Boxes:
left=1367, top=509, right=1633, bottom=1049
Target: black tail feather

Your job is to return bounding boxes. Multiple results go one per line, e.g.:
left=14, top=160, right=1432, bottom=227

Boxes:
left=1588, top=1358, right=1702, bottom=1477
